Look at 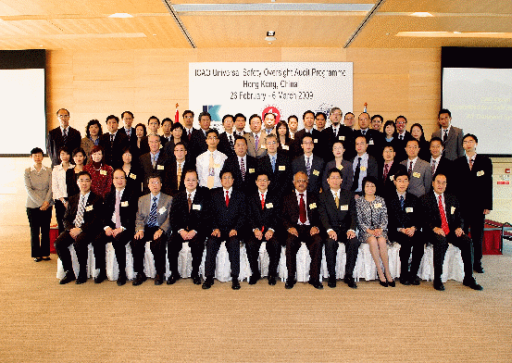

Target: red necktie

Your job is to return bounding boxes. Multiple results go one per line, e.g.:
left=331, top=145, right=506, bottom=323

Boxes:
left=261, top=193, right=265, bottom=210
left=299, top=193, right=306, bottom=224
left=438, top=195, right=450, bottom=235
left=225, top=190, right=230, bottom=207
left=383, top=163, right=390, bottom=181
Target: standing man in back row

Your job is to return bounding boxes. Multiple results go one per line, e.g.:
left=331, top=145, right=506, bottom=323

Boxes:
left=431, top=109, right=464, bottom=161
left=47, top=108, right=82, bottom=167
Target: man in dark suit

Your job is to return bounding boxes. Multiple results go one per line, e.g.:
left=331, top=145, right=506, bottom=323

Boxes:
left=281, top=171, right=324, bottom=289
left=46, top=108, right=82, bottom=167
left=318, top=168, right=359, bottom=288
left=378, top=145, right=407, bottom=197
left=218, top=114, right=237, bottom=158
left=431, top=109, right=464, bottom=161
left=257, top=133, right=292, bottom=198
left=188, top=111, right=211, bottom=162
left=385, top=170, right=424, bottom=285
left=393, top=115, right=413, bottom=163
left=132, top=174, right=173, bottom=286
left=454, top=134, right=493, bottom=273
left=234, top=113, right=248, bottom=137
left=293, top=110, right=322, bottom=157
left=202, top=170, right=246, bottom=290
left=164, top=142, right=191, bottom=197
left=321, top=107, right=354, bottom=162
left=400, top=139, right=432, bottom=198
left=246, top=172, right=281, bottom=286
left=351, top=136, right=379, bottom=194
left=222, top=136, right=258, bottom=195
left=429, top=137, right=454, bottom=193
left=139, top=134, right=168, bottom=195
left=56, top=171, right=104, bottom=284
left=353, top=112, right=384, bottom=160
left=160, top=118, right=174, bottom=148
left=99, top=115, right=129, bottom=169
left=118, top=111, right=137, bottom=148
left=169, top=170, right=211, bottom=285
left=291, top=134, right=324, bottom=194
left=421, top=174, right=483, bottom=291
left=182, top=110, right=196, bottom=143
left=96, top=169, right=139, bottom=286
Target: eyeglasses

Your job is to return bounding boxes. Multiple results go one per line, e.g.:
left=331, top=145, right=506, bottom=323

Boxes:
left=207, top=137, right=218, bottom=140
left=58, top=115, right=70, bottom=118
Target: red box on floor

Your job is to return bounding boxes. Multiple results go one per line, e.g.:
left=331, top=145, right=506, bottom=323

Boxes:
left=482, top=222, right=502, bottom=255
left=49, top=225, right=58, bottom=254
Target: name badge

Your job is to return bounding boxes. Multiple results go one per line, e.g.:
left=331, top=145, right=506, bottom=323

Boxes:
left=313, top=170, right=320, bottom=176
left=157, top=165, right=164, bottom=170
left=159, top=145, right=163, bottom=149
left=405, top=207, right=413, bottom=213
left=340, top=204, right=349, bottom=211
left=249, top=168, right=255, bottom=173
left=314, top=139, right=318, bottom=143
left=309, top=203, right=317, bottom=209
left=192, top=204, right=201, bottom=211
left=278, top=165, right=286, bottom=171
left=369, top=139, right=374, bottom=145
left=451, top=206, right=456, bottom=214
left=282, top=145, right=289, bottom=150
left=337, top=165, right=344, bottom=171
left=158, top=207, right=166, bottom=214
left=260, top=145, right=266, bottom=149
left=266, top=203, right=273, bottom=209
left=214, top=163, right=221, bottom=168
left=100, top=170, right=107, bottom=176
left=360, top=166, right=367, bottom=172
left=85, top=205, right=93, bottom=212
left=389, top=175, right=395, bottom=181
left=477, top=170, right=485, bottom=177
left=121, top=201, right=129, bottom=207
left=339, top=136, right=345, bottom=141
left=413, top=172, right=421, bottom=178
left=129, top=173, right=137, bottom=180
left=374, top=203, right=382, bottom=209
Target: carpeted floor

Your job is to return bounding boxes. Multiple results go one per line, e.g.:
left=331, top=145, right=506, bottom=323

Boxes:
left=1, top=226, right=511, bottom=363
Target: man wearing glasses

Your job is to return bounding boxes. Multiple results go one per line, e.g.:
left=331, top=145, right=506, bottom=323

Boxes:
left=196, top=129, right=228, bottom=189
left=47, top=108, right=82, bottom=167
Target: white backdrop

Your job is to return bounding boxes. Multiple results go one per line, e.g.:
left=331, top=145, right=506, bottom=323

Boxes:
left=189, top=62, right=353, bottom=131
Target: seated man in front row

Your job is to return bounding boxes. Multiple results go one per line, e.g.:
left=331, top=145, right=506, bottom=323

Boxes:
left=246, top=172, right=281, bottom=286
left=318, top=168, right=359, bottom=289
left=385, top=169, right=424, bottom=286
left=421, top=174, right=483, bottom=291
left=57, top=171, right=104, bottom=285
left=168, top=170, right=211, bottom=286
left=202, top=170, right=246, bottom=290
left=281, top=171, right=323, bottom=290
left=132, top=175, right=173, bottom=286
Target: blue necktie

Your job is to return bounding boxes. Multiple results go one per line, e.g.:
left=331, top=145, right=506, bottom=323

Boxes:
left=271, top=156, right=276, bottom=173
left=147, top=197, right=158, bottom=227
left=400, top=195, right=405, bottom=211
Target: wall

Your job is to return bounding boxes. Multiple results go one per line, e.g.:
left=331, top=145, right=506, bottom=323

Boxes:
left=1, top=46, right=510, bottom=226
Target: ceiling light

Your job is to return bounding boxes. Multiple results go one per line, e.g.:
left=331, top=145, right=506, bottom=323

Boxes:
left=108, top=13, right=133, bottom=18
left=410, top=12, right=433, bottom=17
left=265, top=31, right=276, bottom=42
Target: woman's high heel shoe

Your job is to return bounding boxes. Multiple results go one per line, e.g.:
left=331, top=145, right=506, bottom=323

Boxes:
left=387, top=278, right=396, bottom=287
left=379, top=280, right=388, bottom=287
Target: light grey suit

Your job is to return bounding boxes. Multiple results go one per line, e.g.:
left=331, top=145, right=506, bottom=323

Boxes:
left=244, top=132, right=268, bottom=159
left=431, top=126, right=464, bottom=161
left=135, top=192, right=173, bottom=234
left=401, top=158, right=432, bottom=198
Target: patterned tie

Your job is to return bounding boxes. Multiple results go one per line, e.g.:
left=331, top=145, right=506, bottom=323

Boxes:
left=261, top=193, right=265, bottom=210
left=438, top=195, right=450, bottom=235
left=431, top=160, right=436, bottom=176
left=126, top=128, right=131, bottom=140
left=151, top=154, right=156, bottom=169
left=383, top=163, right=390, bottom=181
left=306, top=156, right=311, bottom=176
left=207, top=153, right=215, bottom=189
left=299, top=193, right=307, bottom=224
left=225, top=190, right=230, bottom=207
left=74, top=195, right=86, bottom=228
left=240, top=157, right=246, bottom=181
left=147, top=197, right=158, bottom=227
left=254, top=134, right=259, bottom=149
left=63, top=129, right=68, bottom=144
left=352, top=157, right=362, bottom=191
left=271, top=155, right=276, bottom=173
left=188, top=193, right=192, bottom=212
left=177, top=163, right=182, bottom=189
left=229, top=135, right=234, bottom=150
left=334, top=193, right=339, bottom=209
left=400, top=195, right=405, bottom=211
left=115, top=191, right=121, bottom=229
left=408, top=161, right=413, bottom=177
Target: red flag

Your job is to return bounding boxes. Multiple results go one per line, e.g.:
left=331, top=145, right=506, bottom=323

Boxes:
left=174, top=103, right=179, bottom=123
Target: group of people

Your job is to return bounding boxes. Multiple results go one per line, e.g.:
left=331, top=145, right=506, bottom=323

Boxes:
left=24, top=106, right=492, bottom=292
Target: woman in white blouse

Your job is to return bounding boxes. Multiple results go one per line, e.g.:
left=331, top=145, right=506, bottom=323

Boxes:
left=24, top=147, right=53, bottom=262
left=52, top=146, right=73, bottom=234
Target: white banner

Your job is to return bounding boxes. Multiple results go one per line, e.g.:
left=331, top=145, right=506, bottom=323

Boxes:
left=189, top=62, right=353, bottom=130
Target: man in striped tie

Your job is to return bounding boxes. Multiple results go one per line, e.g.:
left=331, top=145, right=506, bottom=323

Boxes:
left=132, top=175, right=173, bottom=286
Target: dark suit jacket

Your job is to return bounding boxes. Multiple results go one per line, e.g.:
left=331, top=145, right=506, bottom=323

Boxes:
left=432, top=157, right=454, bottom=193
left=99, top=132, right=129, bottom=169
left=322, top=159, right=354, bottom=192
left=222, top=154, right=258, bottom=195
left=123, top=165, right=143, bottom=197
left=217, top=132, right=237, bottom=158
left=281, top=191, right=322, bottom=234
left=170, top=187, right=212, bottom=235
left=189, top=129, right=208, bottom=161
left=210, top=188, right=246, bottom=234
left=102, top=187, right=139, bottom=235
left=162, top=137, right=189, bottom=160
left=432, top=126, right=464, bottom=161
left=118, top=127, right=137, bottom=145
left=291, top=154, right=325, bottom=194
left=393, top=131, right=414, bottom=163
left=293, top=129, right=323, bottom=157
left=453, top=155, right=493, bottom=211
left=321, top=125, right=355, bottom=162
left=385, top=192, right=421, bottom=240
left=139, top=151, right=168, bottom=194
left=350, top=154, right=379, bottom=191
left=318, top=189, right=357, bottom=234
left=421, top=191, right=464, bottom=235
left=163, top=159, right=191, bottom=196
left=247, top=191, right=281, bottom=233
left=354, top=129, right=385, bottom=161
left=46, top=127, right=82, bottom=167
left=377, top=161, right=407, bottom=198
left=62, top=191, right=103, bottom=234
left=257, top=152, right=292, bottom=197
